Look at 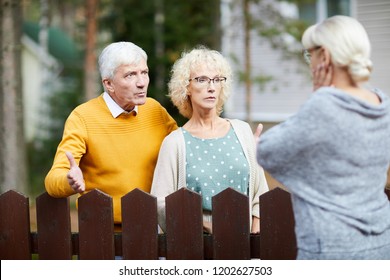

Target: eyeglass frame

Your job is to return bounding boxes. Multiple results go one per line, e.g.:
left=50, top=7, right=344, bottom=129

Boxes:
left=188, top=76, right=227, bottom=85
left=302, top=46, right=321, bottom=65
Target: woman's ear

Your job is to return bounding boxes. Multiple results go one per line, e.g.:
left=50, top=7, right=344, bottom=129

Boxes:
left=321, top=47, right=332, bottom=67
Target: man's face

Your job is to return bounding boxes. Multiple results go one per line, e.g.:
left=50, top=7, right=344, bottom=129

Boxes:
left=103, top=58, right=149, bottom=111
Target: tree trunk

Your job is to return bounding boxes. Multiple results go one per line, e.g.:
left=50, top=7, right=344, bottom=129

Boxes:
left=154, top=0, right=165, bottom=102
left=243, top=0, right=252, bottom=127
left=0, top=0, right=27, bottom=193
left=84, top=0, right=99, bottom=101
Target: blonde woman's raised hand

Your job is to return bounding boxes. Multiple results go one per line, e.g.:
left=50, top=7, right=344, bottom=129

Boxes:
left=254, top=123, right=263, bottom=145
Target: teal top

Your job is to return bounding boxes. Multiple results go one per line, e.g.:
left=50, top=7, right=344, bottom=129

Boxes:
left=183, top=127, right=250, bottom=210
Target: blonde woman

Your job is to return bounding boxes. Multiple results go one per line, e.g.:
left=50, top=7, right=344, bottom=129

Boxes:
left=257, top=16, right=390, bottom=259
left=151, top=46, right=268, bottom=233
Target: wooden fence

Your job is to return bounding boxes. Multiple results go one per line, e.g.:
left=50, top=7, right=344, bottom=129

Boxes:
left=1, top=187, right=389, bottom=260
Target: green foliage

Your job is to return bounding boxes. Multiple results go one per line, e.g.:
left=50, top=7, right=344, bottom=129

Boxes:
left=100, top=0, right=221, bottom=123
left=250, top=0, right=310, bottom=50
left=28, top=68, right=83, bottom=196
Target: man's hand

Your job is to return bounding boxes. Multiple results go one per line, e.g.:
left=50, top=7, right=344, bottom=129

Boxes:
left=65, top=151, right=85, bottom=193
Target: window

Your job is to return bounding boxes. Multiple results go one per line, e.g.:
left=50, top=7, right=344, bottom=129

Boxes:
left=327, top=0, right=350, bottom=17
left=298, top=0, right=351, bottom=25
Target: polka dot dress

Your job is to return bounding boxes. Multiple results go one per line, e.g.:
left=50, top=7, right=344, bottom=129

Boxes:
left=183, top=127, right=250, bottom=211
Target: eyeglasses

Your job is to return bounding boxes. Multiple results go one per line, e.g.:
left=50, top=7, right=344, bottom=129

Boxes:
left=189, top=76, right=227, bottom=86
left=302, top=46, right=321, bottom=65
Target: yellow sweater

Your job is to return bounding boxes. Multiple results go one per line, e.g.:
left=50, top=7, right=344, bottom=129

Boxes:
left=45, top=95, right=177, bottom=223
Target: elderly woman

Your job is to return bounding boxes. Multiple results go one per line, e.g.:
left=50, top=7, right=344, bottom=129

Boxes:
left=151, top=46, right=268, bottom=233
left=257, top=15, right=390, bottom=259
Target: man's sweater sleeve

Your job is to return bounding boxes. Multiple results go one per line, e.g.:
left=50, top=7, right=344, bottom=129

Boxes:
left=44, top=111, right=88, bottom=197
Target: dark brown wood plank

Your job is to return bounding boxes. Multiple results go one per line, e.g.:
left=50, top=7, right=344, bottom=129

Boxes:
left=121, top=188, right=158, bottom=259
left=203, top=234, right=213, bottom=260
left=36, top=192, right=72, bottom=259
left=212, top=188, right=250, bottom=259
left=260, top=187, right=297, bottom=260
left=72, top=233, right=79, bottom=255
left=250, top=233, right=260, bottom=259
left=166, top=188, right=203, bottom=259
left=158, top=234, right=166, bottom=258
left=114, top=232, right=122, bottom=257
left=78, top=189, right=114, bottom=259
left=0, top=190, right=31, bottom=259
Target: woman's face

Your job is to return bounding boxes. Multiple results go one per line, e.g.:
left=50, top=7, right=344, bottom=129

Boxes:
left=187, top=65, right=224, bottom=114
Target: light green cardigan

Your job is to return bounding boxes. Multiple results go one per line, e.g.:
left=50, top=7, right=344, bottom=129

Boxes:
left=151, top=119, right=269, bottom=232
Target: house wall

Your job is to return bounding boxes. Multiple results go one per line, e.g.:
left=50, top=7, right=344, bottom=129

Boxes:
left=221, top=0, right=312, bottom=123
left=355, top=1, right=390, bottom=92
left=222, top=0, right=390, bottom=124
left=22, top=38, right=43, bottom=142
left=21, top=35, right=61, bottom=142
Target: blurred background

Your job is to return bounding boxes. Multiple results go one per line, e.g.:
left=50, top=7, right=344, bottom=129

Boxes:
left=1, top=0, right=389, bottom=198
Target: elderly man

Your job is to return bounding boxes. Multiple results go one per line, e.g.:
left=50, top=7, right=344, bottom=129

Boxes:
left=45, top=42, right=177, bottom=224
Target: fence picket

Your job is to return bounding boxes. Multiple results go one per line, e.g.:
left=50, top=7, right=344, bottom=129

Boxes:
left=260, top=187, right=297, bottom=260
left=36, top=193, right=72, bottom=259
left=2, top=186, right=387, bottom=259
left=0, top=190, right=31, bottom=259
left=78, top=189, right=114, bottom=260
left=212, top=188, right=250, bottom=260
left=121, top=188, right=158, bottom=259
left=165, top=188, right=203, bottom=259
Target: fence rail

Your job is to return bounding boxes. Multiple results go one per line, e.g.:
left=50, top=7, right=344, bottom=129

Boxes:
left=1, top=187, right=389, bottom=260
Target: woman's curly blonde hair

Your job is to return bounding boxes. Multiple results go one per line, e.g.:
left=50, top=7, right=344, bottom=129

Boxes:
left=168, top=45, right=233, bottom=119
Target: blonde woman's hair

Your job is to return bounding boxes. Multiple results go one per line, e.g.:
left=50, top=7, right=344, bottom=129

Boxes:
left=302, top=15, right=372, bottom=83
left=168, top=46, right=232, bottom=119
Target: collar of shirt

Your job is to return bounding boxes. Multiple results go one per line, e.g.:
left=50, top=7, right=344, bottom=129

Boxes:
left=103, top=92, right=138, bottom=118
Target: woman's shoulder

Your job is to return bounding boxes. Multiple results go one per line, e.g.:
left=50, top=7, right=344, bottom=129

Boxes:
left=227, top=118, right=252, bottom=132
left=227, top=118, right=250, bottom=126
left=225, top=119, right=255, bottom=142
left=163, top=127, right=184, bottom=143
left=159, top=128, right=185, bottom=154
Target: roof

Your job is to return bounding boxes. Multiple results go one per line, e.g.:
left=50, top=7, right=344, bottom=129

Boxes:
left=23, top=21, right=81, bottom=68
